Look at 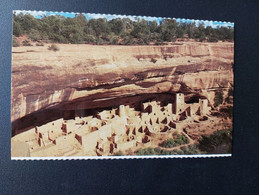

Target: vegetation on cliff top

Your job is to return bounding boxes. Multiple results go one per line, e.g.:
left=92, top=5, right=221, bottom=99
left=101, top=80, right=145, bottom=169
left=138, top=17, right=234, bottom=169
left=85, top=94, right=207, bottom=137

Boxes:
left=13, top=13, right=234, bottom=45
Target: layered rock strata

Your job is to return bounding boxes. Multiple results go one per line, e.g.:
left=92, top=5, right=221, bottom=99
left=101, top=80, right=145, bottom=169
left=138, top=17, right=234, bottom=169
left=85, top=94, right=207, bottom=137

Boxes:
left=11, top=42, right=234, bottom=133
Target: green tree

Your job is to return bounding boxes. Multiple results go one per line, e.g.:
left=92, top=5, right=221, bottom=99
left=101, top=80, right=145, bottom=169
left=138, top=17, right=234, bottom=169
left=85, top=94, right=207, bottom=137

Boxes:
left=12, top=12, right=234, bottom=45
left=186, top=22, right=196, bottom=39
left=148, top=21, right=158, bottom=33
left=75, top=14, right=88, bottom=28
left=176, top=28, right=184, bottom=38
left=109, top=35, right=119, bottom=44
left=122, top=34, right=134, bottom=45
left=40, top=15, right=66, bottom=42
left=160, top=19, right=178, bottom=41
left=62, top=17, right=84, bottom=43
left=84, top=34, right=95, bottom=43
left=12, top=36, right=20, bottom=47
left=195, top=23, right=206, bottom=41
left=131, top=19, right=151, bottom=44
left=21, top=14, right=38, bottom=33
left=28, top=29, right=41, bottom=41
left=13, top=20, right=23, bottom=37
left=108, top=19, right=124, bottom=35
left=214, top=89, right=224, bottom=107
left=87, top=18, right=110, bottom=38
left=121, top=18, right=134, bottom=32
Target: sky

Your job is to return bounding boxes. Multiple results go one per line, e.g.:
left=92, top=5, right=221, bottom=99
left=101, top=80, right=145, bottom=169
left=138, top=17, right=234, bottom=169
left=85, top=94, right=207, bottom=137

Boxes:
left=13, top=10, right=234, bottom=28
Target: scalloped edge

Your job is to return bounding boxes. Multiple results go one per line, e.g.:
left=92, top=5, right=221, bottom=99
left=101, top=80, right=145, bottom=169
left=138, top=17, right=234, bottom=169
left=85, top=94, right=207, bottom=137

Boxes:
left=13, top=10, right=234, bottom=27
left=12, top=154, right=231, bottom=160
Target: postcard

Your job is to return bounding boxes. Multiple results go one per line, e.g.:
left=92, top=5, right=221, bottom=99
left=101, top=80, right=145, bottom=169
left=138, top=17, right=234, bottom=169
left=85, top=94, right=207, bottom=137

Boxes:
left=11, top=10, right=234, bottom=159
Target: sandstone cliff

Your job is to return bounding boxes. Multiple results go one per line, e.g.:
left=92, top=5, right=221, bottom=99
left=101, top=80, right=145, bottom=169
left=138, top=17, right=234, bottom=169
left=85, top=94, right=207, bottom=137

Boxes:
left=11, top=42, right=234, bottom=130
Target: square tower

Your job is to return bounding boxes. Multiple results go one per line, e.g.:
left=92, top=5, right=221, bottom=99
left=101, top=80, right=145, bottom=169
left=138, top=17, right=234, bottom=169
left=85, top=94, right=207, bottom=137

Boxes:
left=199, top=99, right=209, bottom=116
left=119, top=105, right=126, bottom=117
left=174, top=93, right=185, bottom=114
left=167, top=103, right=173, bottom=114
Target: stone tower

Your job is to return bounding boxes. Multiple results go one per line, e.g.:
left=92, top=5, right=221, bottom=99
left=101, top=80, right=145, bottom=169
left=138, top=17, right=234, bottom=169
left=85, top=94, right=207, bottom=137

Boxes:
left=199, top=99, right=209, bottom=116
left=174, top=93, right=185, bottom=114
left=167, top=103, right=173, bottom=114
left=119, top=105, right=126, bottom=117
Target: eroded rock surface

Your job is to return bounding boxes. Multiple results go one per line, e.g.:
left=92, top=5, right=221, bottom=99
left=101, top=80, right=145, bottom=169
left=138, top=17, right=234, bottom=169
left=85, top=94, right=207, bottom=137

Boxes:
left=11, top=42, right=234, bottom=133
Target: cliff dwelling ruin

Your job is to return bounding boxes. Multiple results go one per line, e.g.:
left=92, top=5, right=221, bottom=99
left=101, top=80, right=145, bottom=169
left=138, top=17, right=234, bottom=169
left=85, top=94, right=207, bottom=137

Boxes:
left=11, top=92, right=232, bottom=157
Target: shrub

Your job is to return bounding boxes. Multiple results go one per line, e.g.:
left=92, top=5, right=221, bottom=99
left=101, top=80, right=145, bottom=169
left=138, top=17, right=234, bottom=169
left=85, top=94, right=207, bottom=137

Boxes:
left=208, top=37, right=218, bottom=42
left=70, top=32, right=84, bottom=44
left=199, top=34, right=206, bottom=42
left=171, top=149, right=184, bottom=155
left=155, top=40, right=164, bottom=45
left=28, top=29, right=41, bottom=41
left=228, top=87, right=233, bottom=97
left=214, top=89, right=224, bottom=107
left=137, top=34, right=150, bottom=45
left=52, top=34, right=67, bottom=43
left=36, top=42, right=44, bottom=46
left=160, top=134, right=189, bottom=148
left=219, top=106, right=233, bottom=119
left=157, top=149, right=182, bottom=155
left=13, top=37, right=20, bottom=47
left=198, top=129, right=232, bottom=154
left=136, top=148, right=156, bottom=155
left=48, top=44, right=59, bottom=52
left=113, top=152, right=124, bottom=156
left=84, top=34, right=95, bottom=44
left=225, top=87, right=233, bottom=104
left=13, top=20, right=23, bottom=37
left=227, top=106, right=233, bottom=118
left=160, top=139, right=175, bottom=148
left=22, top=40, right=32, bottom=46
left=180, top=144, right=202, bottom=154
left=122, top=35, right=134, bottom=45
left=96, top=37, right=104, bottom=45
left=160, top=150, right=173, bottom=155
left=136, top=145, right=202, bottom=156
left=109, top=35, right=119, bottom=45
left=154, top=147, right=162, bottom=154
